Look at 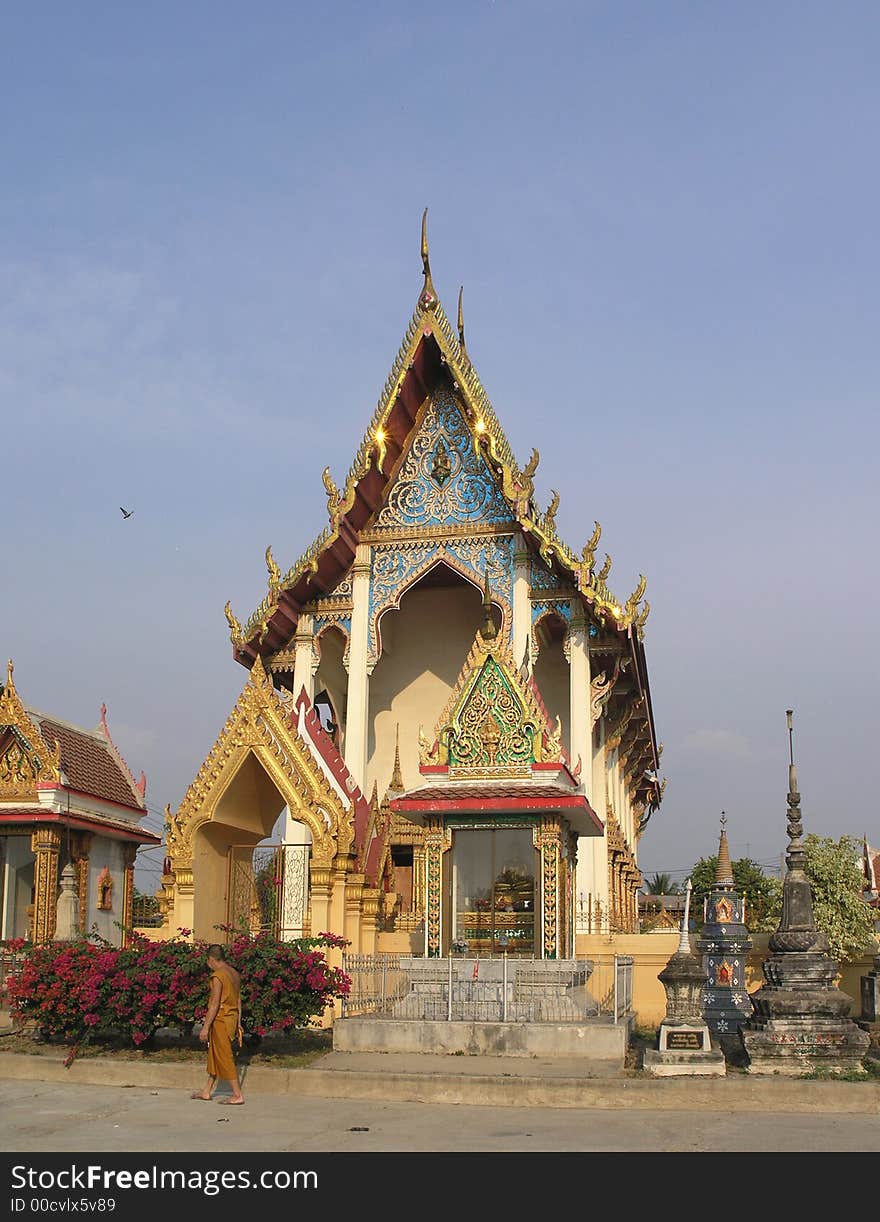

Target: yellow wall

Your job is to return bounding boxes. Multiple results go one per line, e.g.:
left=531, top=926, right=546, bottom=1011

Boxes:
left=578, top=931, right=879, bottom=1028
left=367, top=578, right=485, bottom=797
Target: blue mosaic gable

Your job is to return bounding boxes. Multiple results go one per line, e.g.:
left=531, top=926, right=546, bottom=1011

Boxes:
left=372, top=388, right=514, bottom=532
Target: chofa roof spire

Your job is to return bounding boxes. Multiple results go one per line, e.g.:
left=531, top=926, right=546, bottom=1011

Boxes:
left=419, top=207, right=438, bottom=311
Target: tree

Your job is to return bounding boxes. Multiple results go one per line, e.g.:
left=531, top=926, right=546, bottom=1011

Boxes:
left=799, top=834, right=877, bottom=964
left=643, top=872, right=679, bottom=896
left=688, top=857, right=781, bottom=932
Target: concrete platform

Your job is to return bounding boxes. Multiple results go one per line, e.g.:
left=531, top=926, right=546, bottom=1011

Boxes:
left=332, top=1016, right=631, bottom=1060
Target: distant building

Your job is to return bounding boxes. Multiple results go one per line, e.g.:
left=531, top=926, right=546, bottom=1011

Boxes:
left=0, top=661, right=160, bottom=945
left=639, top=892, right=685, bottom=932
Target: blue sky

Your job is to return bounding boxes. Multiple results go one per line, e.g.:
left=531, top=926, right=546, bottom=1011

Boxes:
left=2, top=3, right=878, bottom=893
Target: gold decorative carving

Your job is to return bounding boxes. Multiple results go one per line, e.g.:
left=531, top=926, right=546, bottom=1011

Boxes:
left=624, top=575, right=647, bottom=621
left=431, top=630, right=562, bottom=775
left=266, top=546, right=282, bottom=601
left=166, top=656, right=353, bottom=875
left=31, top=827, right=61, bottom=943
left=224, top=602, right=245, bottom=647
left=418, top=726, right=440, bottom=766
left=589, top=660, right=620, bottom=729
left=596, top=554, right=613, bottom=583
left=581, top=521, right=601, bottom=573
left=0, top=661, right=61, bottom=798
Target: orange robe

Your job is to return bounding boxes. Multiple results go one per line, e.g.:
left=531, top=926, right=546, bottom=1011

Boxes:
left=206, top=968, right=241, bottom=1082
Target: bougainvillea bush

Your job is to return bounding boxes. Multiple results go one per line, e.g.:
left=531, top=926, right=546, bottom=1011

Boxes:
left=3, top=929, right=350, bottom=1052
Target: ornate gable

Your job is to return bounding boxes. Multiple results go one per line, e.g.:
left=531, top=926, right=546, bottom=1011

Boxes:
left=0, top=661, right=60, bottom=800
left=422, top=632, right=563, bottom=778
left=165, top=657, right=355, bottom=871
left=370, top=387, right=515, bottom=536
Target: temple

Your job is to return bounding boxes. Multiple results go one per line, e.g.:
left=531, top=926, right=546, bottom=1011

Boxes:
left=0, top=661, right=160, bottom=944
left=161, top=214, right=664, bottom=960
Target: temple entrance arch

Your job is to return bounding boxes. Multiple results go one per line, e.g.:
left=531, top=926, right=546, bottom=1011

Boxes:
left=164, top=658, right=366, bottom=950
left=194, top=748, right=302, bottom=939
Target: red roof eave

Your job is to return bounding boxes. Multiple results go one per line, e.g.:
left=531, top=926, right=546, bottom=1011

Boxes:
left=0, top=809, right=161, bottom=844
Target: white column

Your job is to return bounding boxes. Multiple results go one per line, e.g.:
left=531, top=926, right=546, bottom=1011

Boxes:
left=568, top=613, right=591, bottom=793
left=343, top=545, right=371, bottom=790
left=292, top=613, right=316, bottom=700
left=594, top=719, right=610, bottom=925
left=512, top=539, right=531, bottom=669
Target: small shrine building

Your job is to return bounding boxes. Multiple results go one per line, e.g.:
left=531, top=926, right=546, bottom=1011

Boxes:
left=0, top=662, right=160, bottom=945
left=161, top=216, right=664, bottom=959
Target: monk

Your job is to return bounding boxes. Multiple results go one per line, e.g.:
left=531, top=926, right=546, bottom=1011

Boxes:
left=191, top=944, right=244, bottom=1105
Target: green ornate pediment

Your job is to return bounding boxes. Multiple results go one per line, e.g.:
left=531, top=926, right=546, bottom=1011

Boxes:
left=426, top=633, right=563, bottom=778
left=443, top=655, right=536, bottom=774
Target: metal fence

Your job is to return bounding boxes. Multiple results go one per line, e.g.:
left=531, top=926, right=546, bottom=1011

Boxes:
left=0, top=952, right=25, bottom=1014
left=341, top=953, right=633, bottom=1023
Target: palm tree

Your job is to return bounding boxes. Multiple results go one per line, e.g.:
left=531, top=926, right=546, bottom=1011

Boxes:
left=643, top=872, right=679, bottom=896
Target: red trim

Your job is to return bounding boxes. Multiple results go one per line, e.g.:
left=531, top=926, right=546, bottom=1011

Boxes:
left=419, top=765, right=448, bottom=775
left=0, top=809, right=160, bottom=844
left=292, top=688, right=372, bottom=869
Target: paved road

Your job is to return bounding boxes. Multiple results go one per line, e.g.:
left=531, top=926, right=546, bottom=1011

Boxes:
left=3, top=1078, right=879, bottom=1153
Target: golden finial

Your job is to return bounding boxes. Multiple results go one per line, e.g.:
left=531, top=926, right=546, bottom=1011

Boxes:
left=265, top=546, right=281, bottom=598
left=163, top=802, right=172, bottom=832
left=457, top=286, right=467, bottom=356
left=581, top=522, right=601, bottom=572
left=419, top=208, right=438, bottom=311
left=224, top=601, right=245, bottom=646
left=522, top=448, right=540, bottom=482
left=389, top=723, right=404, bottom=792
left=597, top=554, right=613, bottom=583
left=625, top=575, right=647, bottom=620
left=5, top=659, right=13, bottom=690
left=322, top=465, right=341, bottom=518
left=635, top=600, right=651, bottom=634
left=544, top=490, right=560, bottom=534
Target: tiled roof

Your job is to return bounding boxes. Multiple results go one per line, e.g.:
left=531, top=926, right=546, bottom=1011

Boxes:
left=29, top=711, right=145, bottom=812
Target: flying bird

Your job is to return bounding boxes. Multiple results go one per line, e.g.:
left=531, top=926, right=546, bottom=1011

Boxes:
left=120, top=507, right=133, bottom=519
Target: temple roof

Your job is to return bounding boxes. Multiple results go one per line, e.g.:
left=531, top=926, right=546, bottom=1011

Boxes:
left=226, top=213, right=649, bottom=660
left=0, top=661, right=149, bottom=819
left=29, top=709, right=147, bottom=813
left=223, top=214, right=663, bottom=815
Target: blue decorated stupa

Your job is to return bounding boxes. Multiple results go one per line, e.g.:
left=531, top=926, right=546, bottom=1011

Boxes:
left=696, top=814, right=753, bottom=1036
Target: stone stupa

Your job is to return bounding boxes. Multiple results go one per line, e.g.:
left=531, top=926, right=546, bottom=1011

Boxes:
left=739, top=711, right=869, bottom=1074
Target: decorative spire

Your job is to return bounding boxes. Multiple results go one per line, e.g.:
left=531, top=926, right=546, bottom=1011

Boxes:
left=768, top=707, right=822, bottom=953
left=389, top=723, right=404, bottom=793
left=6, top=659, right=13, bottom=690
left=419, top=208, right=438, bottom=311
left=457, top=285, right=467, bottom=356
left=716, top=811, right=734, bottom=887
left=784, top=709, right=805, bottom=870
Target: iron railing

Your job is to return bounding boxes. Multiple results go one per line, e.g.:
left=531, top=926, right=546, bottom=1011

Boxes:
left=340, top=952, right=634, bottom=1023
